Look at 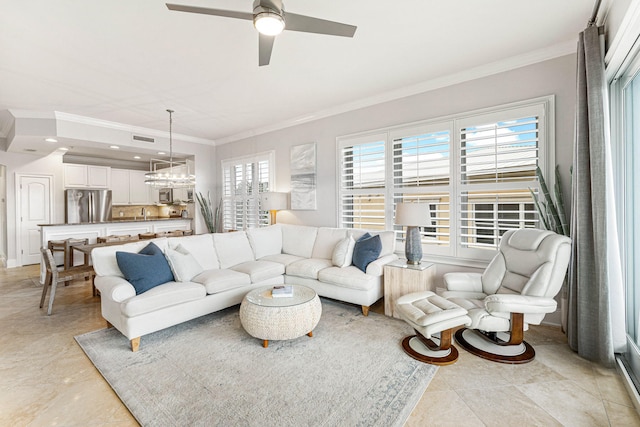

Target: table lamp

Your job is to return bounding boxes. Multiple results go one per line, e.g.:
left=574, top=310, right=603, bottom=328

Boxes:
left=261, top=192, right=288, bottom=224
left=395, top=202, right=430, bottom=265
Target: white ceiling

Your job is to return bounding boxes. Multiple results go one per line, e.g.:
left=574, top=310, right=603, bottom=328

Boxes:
left=0, top=0, right=594, bottom=159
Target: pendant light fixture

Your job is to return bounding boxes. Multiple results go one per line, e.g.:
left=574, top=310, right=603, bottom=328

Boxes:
left=145, top=109, right=196, bottom=188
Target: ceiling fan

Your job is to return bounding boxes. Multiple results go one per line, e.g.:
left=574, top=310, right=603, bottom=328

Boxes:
left=166, top=1, right=357, bottom=66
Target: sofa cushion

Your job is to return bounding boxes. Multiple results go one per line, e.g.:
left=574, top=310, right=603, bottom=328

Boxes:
left=167, top=234, right=219, bottom=270
left=286, top=258, right=333, bottom=280
left=116, top=242, right=175, bottom=295
left=120, top=282, right=206, bottom=317
left=165, top=244, right=204, bottom=282
left=213, top=231, right=255, bottom=269
left=311, top=228, right=348, bottom=259
left=192, top=269, right=251, bottom=294
left=352, top=234, right=382, bottom=273
left=230, top=260, right=285, bottom=283
left=318, top=266, right=379, bottom=291
left=246, top=225, right=283, bottom=259
left=350, top=230, right=395, bottom=257
left=259, top=253, right=305, bottom=266
left=281, top=224, right=318, bottom=258
left=332, top=235, right=355, bottom=268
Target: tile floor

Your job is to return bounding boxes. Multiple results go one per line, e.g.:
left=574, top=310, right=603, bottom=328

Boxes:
left=1, top=264, right=639, bottom=426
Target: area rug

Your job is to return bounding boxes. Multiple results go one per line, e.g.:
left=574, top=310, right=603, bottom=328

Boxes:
left=75, top=299, right=437, bottom=427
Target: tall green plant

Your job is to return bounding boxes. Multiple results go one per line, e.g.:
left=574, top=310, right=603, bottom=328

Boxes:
left=196, top=191, right=221, bottom=233
left=529, top=166, right=569, bottom=236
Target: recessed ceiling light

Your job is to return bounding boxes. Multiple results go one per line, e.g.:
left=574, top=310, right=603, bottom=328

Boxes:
left=158, top=151, right=166, bottom=155
left=44, top=138, right=58, bottom=143
left=133, top=155, right=141, bottom=160
left=59, top=147, right=69, bottom=151
left=110, top=145, right=120, bottom=149
left=24, top=148, right=37, bottom=152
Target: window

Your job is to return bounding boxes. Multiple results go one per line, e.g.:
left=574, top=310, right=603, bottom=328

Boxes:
left=390, top=123, right=453, bottom=257
left=610, top=33, right=640, bottom=397
left=457, top=109, right=542, bottom=259
left=337, top=98, right=552, bottom=261
left=339, top=134, right=386, bottom=230
left=221, top=152, right=274, bottom=231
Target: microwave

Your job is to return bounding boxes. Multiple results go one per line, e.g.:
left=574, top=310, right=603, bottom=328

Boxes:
left=159, top=188, right=173, bottom=204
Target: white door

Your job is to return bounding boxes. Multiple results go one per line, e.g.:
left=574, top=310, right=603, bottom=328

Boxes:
left=19, top=175, right=52, bottom=265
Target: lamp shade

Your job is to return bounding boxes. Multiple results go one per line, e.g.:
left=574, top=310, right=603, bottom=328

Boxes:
left=395, top=202, right=430, bottom=226
left=261, top=192, right=288, bottom=211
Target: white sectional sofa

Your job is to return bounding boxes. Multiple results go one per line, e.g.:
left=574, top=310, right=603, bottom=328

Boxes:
left=92, top=224, right=397, bottom=351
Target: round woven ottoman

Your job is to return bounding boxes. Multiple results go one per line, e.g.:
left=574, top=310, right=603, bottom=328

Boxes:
left=240, top=284, right=322, bottom=348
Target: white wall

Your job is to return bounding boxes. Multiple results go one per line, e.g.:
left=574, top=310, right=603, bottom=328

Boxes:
left=216, top=54, right=576, bottom=229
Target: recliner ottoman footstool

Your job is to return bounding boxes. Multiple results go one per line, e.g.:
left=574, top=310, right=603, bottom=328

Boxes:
left=395, top=291, right=471, bottom=365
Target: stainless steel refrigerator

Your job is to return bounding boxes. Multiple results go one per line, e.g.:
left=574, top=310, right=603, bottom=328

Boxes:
left=65, top=189, right=113, bottom=223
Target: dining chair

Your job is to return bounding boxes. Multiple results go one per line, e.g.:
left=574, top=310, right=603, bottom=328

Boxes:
left=40, top=247, right=96, bottom=315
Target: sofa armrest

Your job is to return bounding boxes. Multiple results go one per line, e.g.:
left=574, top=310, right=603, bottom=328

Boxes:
left=484, top=294, right=557, bottom=315
left=94, top=276, right=136, bottom=303
left=366, top=254, right=399, bottom=276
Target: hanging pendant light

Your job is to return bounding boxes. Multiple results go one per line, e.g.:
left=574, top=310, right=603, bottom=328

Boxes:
left=145, top=109, right=196, bottom=188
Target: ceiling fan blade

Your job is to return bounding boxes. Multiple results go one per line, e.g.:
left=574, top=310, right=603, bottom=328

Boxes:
left=166, top=3, right=253, bottom=21
left=285, top=13, right=357, bottom=37
left=259, top=34, right=275, bottom=66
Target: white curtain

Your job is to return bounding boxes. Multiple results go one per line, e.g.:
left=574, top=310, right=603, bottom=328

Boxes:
left=567, top=25, right=626, bottom=366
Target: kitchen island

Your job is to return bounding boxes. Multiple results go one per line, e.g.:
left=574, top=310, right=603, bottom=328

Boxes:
left=38, top=217, right=193, bottom=284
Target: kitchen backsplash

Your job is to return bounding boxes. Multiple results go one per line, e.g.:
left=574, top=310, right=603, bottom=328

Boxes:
left=112, top=203, right=194, bottom=219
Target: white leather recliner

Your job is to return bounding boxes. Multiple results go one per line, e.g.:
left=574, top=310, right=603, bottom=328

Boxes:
left=440, top=228, right=571, bottom=363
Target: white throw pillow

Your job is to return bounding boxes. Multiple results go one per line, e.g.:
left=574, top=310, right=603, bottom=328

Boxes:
left=165, top=244, right=204, bottom=282
left=332, top=235, right=355, bottom=268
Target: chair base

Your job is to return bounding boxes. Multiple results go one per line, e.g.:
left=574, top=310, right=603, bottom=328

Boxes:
left=454, top=328, right=535, bottom=364
left=401, top=334, right=460, bottom=366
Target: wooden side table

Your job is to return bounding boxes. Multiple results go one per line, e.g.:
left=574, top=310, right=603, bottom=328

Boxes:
left=383, top=260, right=436, bottom=319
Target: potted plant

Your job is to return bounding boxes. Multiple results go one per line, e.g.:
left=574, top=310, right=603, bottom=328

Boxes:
left=196, top=191, right=222, bottom=233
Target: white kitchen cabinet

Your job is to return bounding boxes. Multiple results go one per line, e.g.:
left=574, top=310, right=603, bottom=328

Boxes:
left=64, top=164, right=110, bottom=188
left=111, top=169, right=151, bottom=205
left=172, top=187, right=194, bottom=203
left=110, top=169, right=130, bottom=204
left=129, top=170, right=151, bottom=204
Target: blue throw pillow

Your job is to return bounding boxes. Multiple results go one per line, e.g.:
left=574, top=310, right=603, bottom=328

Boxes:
left=116, top=242, right=175, bottom=295
left=352, top=233, right=382, bottom=273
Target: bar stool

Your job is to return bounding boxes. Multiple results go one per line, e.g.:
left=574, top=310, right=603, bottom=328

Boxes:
left=154, top=230, right=184, bottom=238
left=47, top=238, right=89, bottom=269
left=47, top=240, right=67, bottom=268
left=64, top=238, right=89, bottom=268
left=97, top=234, right=138, bottom=243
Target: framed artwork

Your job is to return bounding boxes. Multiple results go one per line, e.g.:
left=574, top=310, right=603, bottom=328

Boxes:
left=290, top=142, right=317, bottom=210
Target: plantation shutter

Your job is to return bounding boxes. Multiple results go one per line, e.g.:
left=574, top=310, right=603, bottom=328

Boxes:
left=338, top=134, right=386, bottom=230
left=457, top=105, right=543, bottom=259
left=390, top=123, right=453, bottom=256
left=221, top=153, right=273, bottom=231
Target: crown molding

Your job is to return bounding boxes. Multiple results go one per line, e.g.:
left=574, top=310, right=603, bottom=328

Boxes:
left=53, top=111, right=215, bottom=146
left=216, top=40, right=577, bottom=145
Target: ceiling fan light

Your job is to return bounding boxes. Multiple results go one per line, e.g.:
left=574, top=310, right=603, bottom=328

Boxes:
left=254, top=12, right=285, bottom=36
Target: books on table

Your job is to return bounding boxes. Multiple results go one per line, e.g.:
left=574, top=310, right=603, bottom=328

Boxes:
left=272, top=285, right=294, bottom=298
